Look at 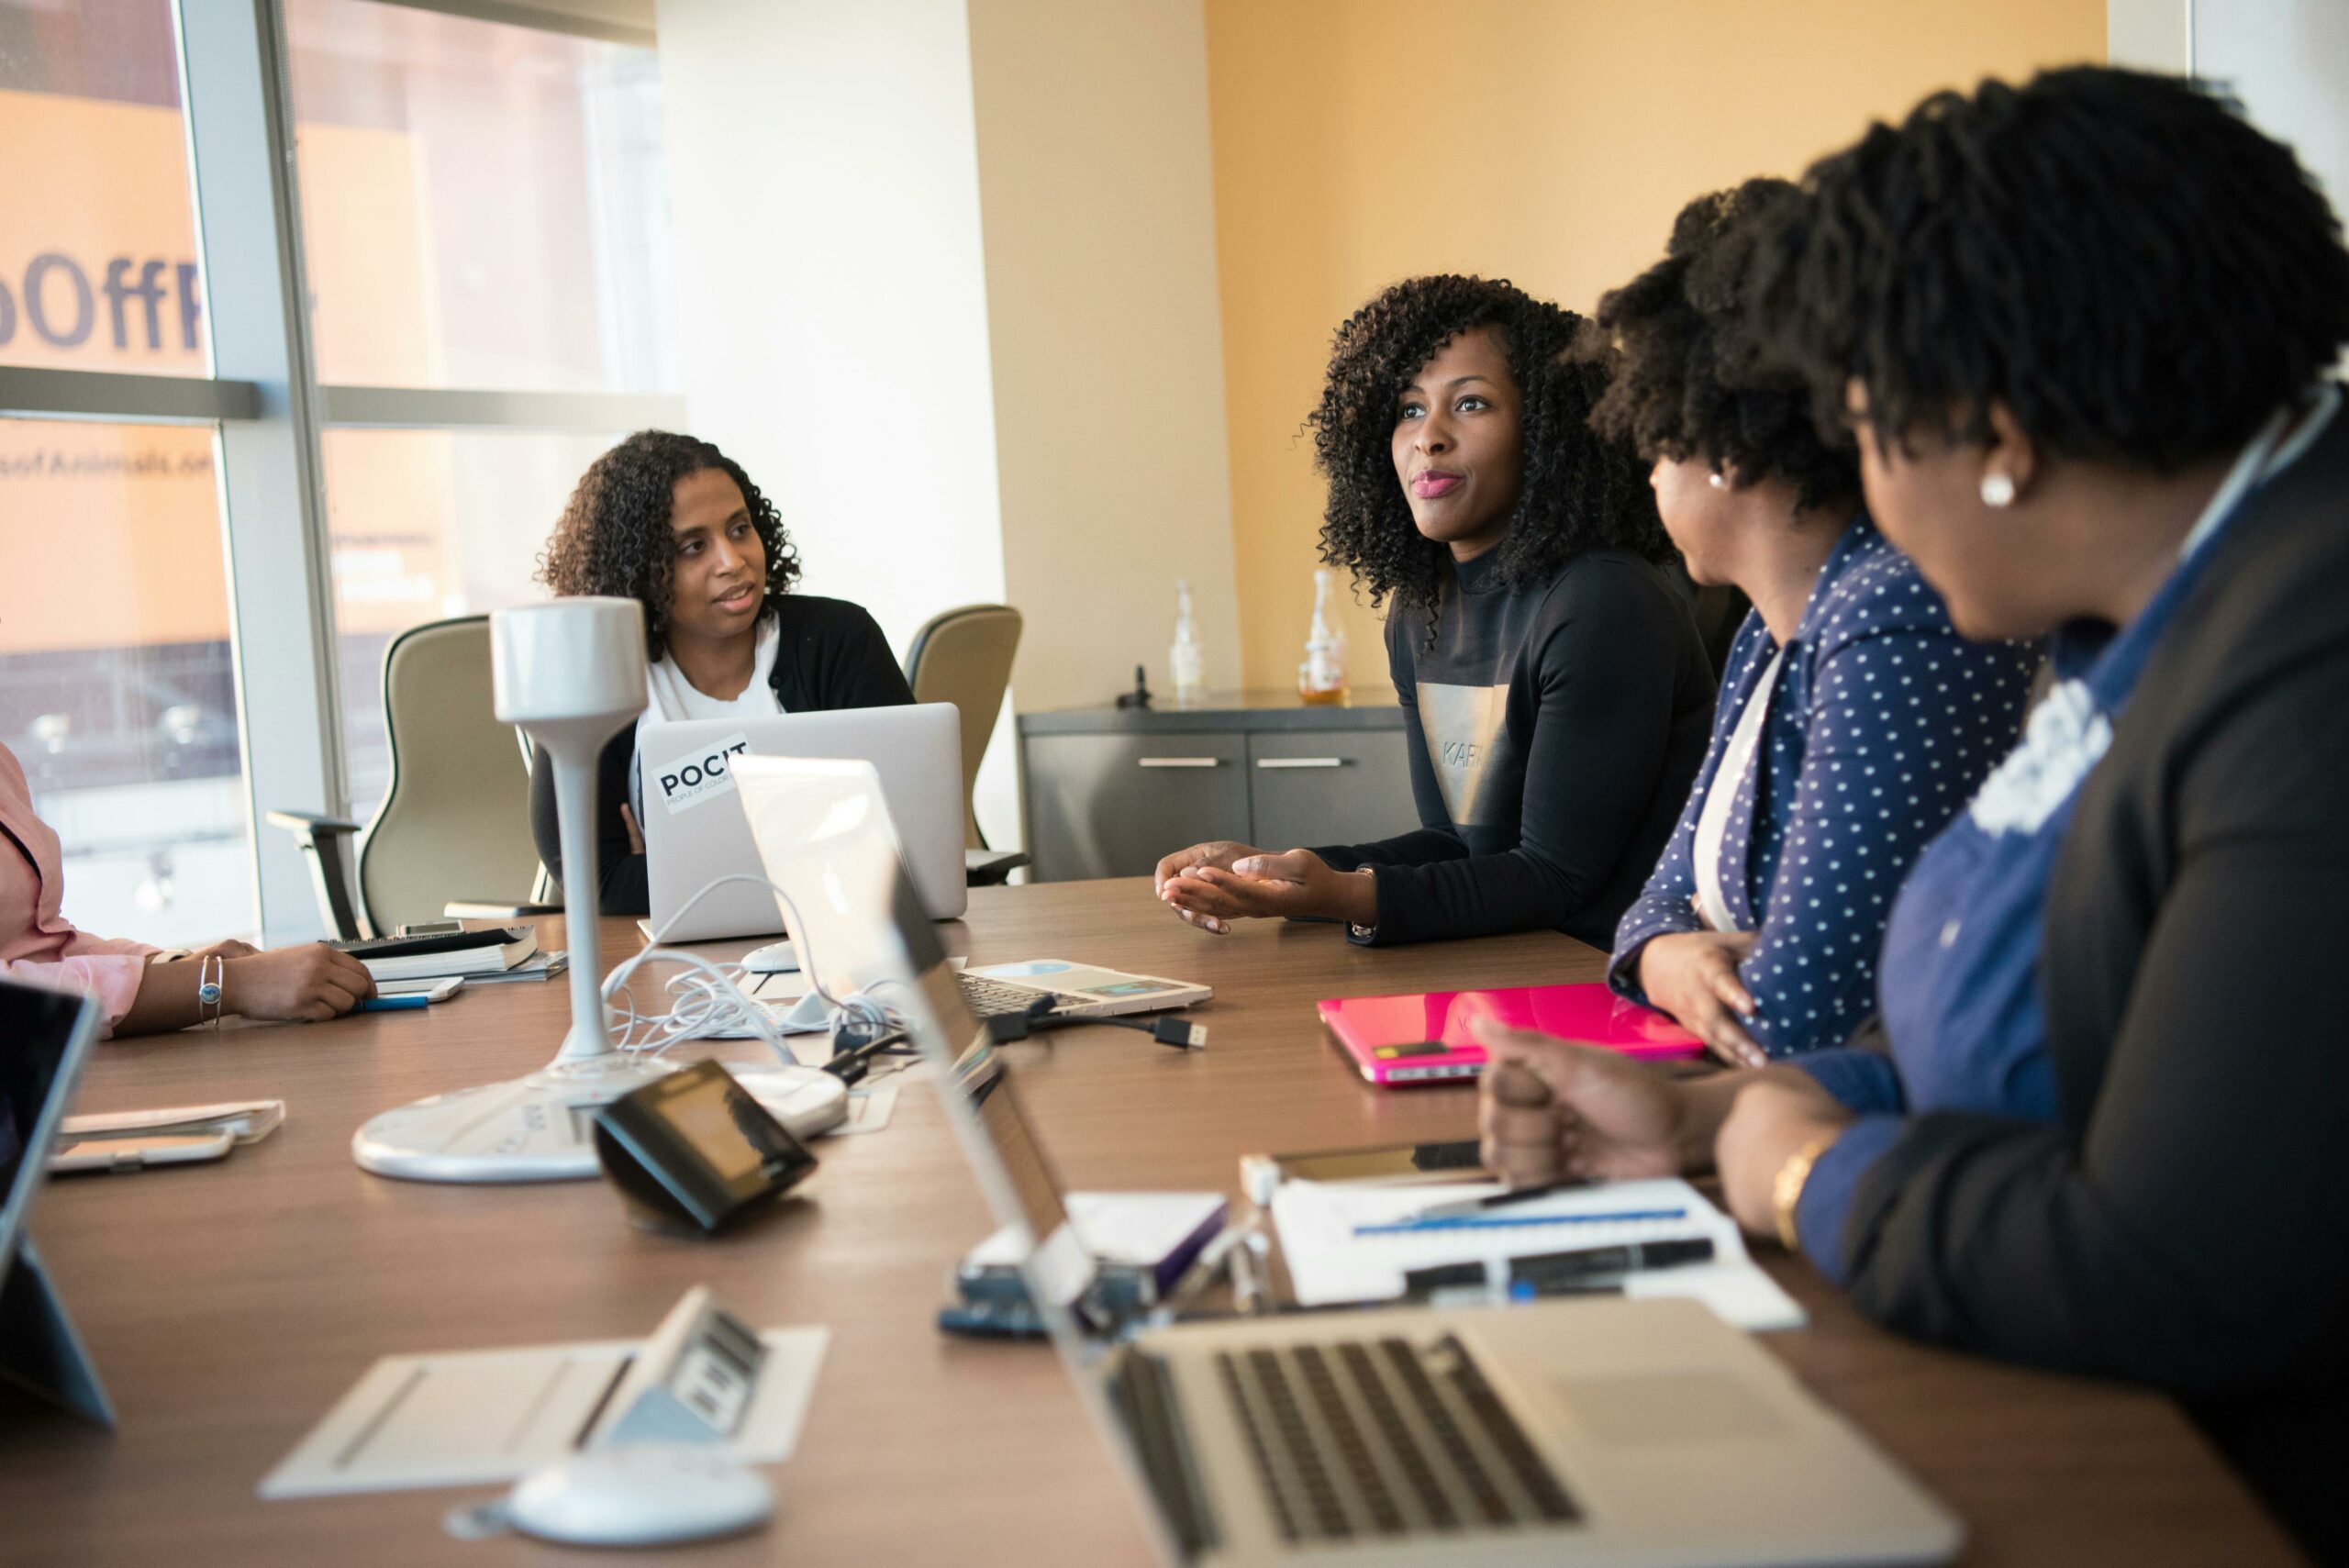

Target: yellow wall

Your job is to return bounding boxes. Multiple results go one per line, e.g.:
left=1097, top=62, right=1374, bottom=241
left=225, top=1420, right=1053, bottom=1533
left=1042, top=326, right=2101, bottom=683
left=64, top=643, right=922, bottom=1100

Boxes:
left=1203, top=0, right=2106, bottom=690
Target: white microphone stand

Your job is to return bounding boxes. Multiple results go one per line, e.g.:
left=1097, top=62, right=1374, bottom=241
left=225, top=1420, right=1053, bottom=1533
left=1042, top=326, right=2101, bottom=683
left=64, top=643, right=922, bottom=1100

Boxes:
left=353, top=598, right=682, bottom=1183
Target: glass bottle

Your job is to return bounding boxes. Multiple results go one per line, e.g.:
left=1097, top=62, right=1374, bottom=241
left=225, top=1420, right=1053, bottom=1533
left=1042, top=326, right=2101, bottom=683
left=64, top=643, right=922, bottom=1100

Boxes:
left=1169, top=578, right=1206, bottom=707
left=1297, top=568, right=1350, bottom=706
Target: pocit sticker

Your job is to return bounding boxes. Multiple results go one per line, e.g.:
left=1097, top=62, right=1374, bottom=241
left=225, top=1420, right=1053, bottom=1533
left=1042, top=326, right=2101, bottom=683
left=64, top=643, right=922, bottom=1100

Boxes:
left=652, top=733, right=751, bottom=815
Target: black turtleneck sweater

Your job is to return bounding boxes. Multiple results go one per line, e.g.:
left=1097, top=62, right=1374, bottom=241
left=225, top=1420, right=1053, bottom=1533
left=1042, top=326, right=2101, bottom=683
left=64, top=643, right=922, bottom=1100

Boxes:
left=1312, top=548, right=1714, bottom=947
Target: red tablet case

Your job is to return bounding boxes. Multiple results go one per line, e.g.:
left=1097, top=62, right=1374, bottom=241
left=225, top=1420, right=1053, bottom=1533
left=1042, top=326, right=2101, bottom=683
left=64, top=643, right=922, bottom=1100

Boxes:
left=1318, top=982, right=1704, bottom=1085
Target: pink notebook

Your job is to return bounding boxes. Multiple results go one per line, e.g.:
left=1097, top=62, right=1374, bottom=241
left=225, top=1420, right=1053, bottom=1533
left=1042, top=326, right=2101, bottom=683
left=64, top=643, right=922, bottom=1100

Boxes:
left=1318, top=982, right=1704, bottom=1086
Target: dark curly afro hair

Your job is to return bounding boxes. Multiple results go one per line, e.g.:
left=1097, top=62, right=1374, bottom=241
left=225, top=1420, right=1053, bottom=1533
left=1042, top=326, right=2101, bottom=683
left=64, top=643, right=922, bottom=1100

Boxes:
left=1307, top=274, right=1664, bottom=624
left=1751, top=66, right=2349, bottom=468
left=1582, top=179, right=1859, bottom=514
left=538, top=430, right=802, bottom=662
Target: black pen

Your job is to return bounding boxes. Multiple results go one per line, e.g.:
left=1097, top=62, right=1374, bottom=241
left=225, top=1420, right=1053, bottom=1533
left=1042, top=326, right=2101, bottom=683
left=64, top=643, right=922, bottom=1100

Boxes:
left=1410, top=1178, right=1590, bottom=1222
left=1510, top=1237, right=1713, bottom=1291
left=1401, top=1237, right=1714, bottom=1300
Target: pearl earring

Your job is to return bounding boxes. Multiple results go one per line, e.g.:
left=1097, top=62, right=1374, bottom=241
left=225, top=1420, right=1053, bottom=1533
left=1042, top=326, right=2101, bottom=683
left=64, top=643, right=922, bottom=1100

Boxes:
left=1980, top=473, right=2016, bottom=508
left=1708, top=472, right=1728, bottom=490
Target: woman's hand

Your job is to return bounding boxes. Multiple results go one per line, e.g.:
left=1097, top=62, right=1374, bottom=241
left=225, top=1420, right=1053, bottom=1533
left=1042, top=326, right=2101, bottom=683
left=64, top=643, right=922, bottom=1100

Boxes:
left=1714, top=1073, right=1856, bottom=1242
left=1636, top=930, right=1765, bottom=1067
left=222, top=945, right=378, bottom=1023
left=621, top=803, right=647, bottom=857
left=1472, top=1019, right=1706, bottom=1184
left=1157, top=848, right=1373, bottom=931
left=185, top=938, right=260, bottom=962
left=1152, top=840, right=1263, bottom=933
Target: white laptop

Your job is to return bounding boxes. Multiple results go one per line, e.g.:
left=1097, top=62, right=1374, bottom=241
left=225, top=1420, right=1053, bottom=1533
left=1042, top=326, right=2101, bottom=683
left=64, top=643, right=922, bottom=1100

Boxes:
left=729, top=756, right=1208, bottom=1026
left=765, top=803, right=1964, bottom=1568
left=637, top=704, right=968, bottom=942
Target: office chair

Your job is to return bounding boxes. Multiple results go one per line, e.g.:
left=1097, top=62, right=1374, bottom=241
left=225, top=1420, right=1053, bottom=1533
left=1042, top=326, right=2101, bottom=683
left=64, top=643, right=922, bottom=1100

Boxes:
left=902, top=603, right=1029, bottom=886
left=270, top=616, right=558, bottom=940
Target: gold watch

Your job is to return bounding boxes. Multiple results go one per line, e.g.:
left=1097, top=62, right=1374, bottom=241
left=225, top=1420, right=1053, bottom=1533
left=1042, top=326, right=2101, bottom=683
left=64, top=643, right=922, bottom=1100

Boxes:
left=1771, top=1129, right=1844, bottom=1253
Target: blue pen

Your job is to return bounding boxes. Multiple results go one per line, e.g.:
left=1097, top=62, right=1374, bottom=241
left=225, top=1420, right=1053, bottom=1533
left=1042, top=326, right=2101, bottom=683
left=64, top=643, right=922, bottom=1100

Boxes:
left=356, top=995, right=432, bottom=1013
left=1353, top=1207, right=1687, bottom=1238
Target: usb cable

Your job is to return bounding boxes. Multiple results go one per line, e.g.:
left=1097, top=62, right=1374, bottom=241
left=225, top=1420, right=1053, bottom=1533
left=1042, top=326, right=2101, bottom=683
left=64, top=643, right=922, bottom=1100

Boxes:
left=985, top=994, right=1206, bottom=1051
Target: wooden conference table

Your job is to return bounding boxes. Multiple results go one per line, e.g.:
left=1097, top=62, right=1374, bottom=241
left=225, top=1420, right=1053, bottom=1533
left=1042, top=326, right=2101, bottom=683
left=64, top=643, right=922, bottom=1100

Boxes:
left=1, top=879, right=2304, bottom=1567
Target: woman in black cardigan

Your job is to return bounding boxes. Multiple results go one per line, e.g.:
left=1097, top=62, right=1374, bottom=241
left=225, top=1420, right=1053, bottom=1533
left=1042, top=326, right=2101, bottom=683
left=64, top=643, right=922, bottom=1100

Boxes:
left=529, top=431, right=911, bottom=914
left=1475, top=69, right=2349, bottom=1554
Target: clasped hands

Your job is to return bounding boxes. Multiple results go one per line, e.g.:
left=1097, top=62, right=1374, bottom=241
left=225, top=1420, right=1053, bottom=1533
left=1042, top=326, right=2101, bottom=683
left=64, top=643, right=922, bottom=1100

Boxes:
left=1475, top=1016, right=1854, bottom=1245
left=1153, top=840, right=1375, bottom=934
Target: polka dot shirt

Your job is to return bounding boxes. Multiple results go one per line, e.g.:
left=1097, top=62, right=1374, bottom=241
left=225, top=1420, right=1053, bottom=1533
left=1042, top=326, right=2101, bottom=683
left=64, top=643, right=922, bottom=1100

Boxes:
left=1609, top=517, right=2042, bottom=1057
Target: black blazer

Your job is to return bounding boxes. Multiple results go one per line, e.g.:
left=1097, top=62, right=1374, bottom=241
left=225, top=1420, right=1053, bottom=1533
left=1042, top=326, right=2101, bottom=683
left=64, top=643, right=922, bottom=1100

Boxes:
left=1835, top=412, right=2349, bottom=1556
left=529, top=595, right=914, bottom=915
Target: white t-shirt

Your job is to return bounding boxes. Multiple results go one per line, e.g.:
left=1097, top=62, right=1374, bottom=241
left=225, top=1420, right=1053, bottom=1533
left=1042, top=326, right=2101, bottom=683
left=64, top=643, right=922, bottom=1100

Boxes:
left=629, top=612, right=785, bottom=822
left=644, top=611, right=784, bottom=722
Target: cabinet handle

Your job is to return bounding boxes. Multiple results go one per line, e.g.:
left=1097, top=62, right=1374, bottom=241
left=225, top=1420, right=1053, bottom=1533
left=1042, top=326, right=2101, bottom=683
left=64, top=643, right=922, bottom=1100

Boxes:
left=1255, top=757, right=1346, bottom=770
left=1137, top=756, right=1224, bottom=769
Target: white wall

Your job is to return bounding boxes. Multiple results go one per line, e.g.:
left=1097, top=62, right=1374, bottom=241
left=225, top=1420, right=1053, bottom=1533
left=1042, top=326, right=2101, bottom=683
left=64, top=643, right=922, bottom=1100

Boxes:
left=2190, top=0, right=2349, bottom=224
left=654, top=0, right=1244, bottom=853
left=2112, top=0, right=2349, bottom=225
left=654, top=0, right=1019, bottom=842
left=966, top=0, right=1243, bottom=715
left=2107, top=0, right=2189, bottom=70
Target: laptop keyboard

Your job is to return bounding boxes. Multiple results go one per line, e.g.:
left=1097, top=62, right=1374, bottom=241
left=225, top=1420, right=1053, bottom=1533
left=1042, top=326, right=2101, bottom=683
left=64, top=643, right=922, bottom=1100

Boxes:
left=957, top=972, right=1060, bottom=1019
left=1214, top=1334, right=1580, bottom=1543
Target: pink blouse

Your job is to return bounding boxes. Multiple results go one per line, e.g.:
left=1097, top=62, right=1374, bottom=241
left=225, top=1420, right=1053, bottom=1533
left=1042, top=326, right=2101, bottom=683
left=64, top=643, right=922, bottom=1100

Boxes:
left=1, top=740, right=157, bottom=1038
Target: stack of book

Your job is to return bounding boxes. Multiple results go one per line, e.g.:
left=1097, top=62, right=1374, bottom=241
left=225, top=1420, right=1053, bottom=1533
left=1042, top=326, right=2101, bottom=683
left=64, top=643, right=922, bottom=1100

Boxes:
left=331, top=928, right=566, bottom=985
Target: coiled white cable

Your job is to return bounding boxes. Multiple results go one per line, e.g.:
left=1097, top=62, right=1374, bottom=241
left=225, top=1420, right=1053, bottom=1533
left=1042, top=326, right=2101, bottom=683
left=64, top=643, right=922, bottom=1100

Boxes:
left=596, top=872, right=905, bottom=1060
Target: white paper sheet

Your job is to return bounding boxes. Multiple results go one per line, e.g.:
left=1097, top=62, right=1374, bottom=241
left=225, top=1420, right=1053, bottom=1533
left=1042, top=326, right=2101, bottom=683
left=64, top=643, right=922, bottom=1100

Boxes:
left=258, top=1327, right=828, bottom=1499
left=1271, top=1176, right=1804, bottom=1330
left=831, top=1080, right=899, bottom=1136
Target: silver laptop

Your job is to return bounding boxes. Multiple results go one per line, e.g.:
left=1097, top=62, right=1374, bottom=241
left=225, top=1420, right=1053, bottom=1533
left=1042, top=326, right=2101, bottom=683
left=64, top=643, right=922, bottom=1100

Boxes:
left=757, top=785, right=1964, bottom=1567
left=729, top=755, right=1208, bottom=1022
left=638, top=703, right=968, bottom=942
left=0, top=980, right=113, bottom=1425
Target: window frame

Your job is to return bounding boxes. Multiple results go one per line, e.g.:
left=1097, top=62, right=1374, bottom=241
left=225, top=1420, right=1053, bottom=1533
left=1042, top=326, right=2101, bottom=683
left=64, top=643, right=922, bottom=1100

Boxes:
left=6, top=0, right=681, bottom=944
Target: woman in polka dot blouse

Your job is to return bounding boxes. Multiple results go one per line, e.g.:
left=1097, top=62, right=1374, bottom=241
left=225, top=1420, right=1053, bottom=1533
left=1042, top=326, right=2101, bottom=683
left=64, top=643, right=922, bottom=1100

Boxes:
left=1577, top=180, right=2039, bottom=1064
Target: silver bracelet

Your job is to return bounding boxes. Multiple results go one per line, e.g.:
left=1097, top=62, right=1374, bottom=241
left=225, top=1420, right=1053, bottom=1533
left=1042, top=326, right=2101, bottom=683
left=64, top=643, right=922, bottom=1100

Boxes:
left=197, top=955, right=225, bottom=1030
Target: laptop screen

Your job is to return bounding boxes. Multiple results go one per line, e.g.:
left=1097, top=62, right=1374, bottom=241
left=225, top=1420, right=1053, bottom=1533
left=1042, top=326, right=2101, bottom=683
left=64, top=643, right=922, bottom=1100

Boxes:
left=727, top=757, right=1189, bottom=1562
left=0, top=981, right=102, bottom=1294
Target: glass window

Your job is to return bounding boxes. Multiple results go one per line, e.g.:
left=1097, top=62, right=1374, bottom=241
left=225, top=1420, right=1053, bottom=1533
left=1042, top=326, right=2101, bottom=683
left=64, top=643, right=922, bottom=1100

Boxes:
left=325, top=427, right=619, bottom=812
left=0, top=417, right=254, bottom=946
left=284, top=0, right=675, bottom=394
left=0, top=0, right=209, bottom=373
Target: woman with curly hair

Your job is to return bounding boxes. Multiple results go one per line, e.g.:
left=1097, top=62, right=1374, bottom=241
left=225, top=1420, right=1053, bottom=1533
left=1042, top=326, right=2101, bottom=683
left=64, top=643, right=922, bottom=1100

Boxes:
left=1156, top=276, right=1714, bottom=946
left=1475, top=69, right=2349, bottom=1553
left=1584, top=180, right=2037, bottom=1066
left=530, top=430, right=911, bottom=914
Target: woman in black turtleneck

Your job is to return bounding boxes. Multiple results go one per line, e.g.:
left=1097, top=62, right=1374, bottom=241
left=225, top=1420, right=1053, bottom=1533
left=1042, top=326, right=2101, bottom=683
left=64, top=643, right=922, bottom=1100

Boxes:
left=1154, top=276, right=1714, bottom=947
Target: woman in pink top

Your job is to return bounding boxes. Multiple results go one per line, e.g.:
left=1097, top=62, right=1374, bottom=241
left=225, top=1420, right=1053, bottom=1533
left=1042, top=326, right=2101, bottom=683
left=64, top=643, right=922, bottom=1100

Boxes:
left=2, top=742, right=374, bottom=1037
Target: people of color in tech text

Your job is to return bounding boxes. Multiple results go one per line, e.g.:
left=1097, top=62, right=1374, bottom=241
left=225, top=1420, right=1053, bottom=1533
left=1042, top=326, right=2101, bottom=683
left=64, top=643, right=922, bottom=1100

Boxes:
left=1, top=741, right=374, bottom=1037
left=1156, top=276, right=1716, bottom=949
left=1479, top=67, right=2349, bottom=1557
left=529, top=430, right=913, bottom=917
left=1577, top=178, right=2039, bottom=1067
